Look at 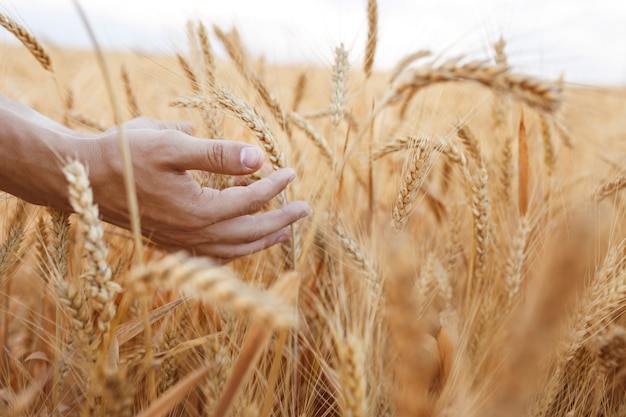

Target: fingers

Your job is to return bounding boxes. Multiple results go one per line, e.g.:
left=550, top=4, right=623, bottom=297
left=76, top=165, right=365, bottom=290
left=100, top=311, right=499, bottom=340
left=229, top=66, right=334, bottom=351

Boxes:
left=193, top=227, right=292, bottom=262
left=202, top=201, right=310, bottom=244
left=197, top=168, right=296, bottom=222
left=171, top=138, right=265, bottom=175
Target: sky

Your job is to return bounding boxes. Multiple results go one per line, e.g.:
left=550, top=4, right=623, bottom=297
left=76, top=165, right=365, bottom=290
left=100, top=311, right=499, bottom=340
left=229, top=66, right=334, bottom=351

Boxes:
left=2, top=0, right=626, bottom=85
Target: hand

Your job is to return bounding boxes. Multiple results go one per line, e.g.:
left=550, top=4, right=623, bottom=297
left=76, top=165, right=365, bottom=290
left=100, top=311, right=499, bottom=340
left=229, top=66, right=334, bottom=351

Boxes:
left=0, top=96, right=309, bottom=262
left=80, top=118, right=310, bottom=262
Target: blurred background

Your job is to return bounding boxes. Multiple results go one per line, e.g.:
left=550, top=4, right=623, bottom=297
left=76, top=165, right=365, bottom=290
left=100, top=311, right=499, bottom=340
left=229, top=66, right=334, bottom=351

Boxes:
left=2, top=0, right=625, bottom=85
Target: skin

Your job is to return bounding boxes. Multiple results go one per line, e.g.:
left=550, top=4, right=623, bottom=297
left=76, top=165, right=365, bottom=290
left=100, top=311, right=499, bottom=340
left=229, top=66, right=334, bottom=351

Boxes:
left=0, top=94, right=310, bottom=263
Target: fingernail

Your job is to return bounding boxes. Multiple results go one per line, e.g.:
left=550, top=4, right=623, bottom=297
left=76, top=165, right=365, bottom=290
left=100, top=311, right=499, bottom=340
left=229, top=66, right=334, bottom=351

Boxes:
left=286, top=168, right=296, bottom=183
left=296, top=201, right=312, bottom=218
left=240, top=147, right=264, bottom=170
left=294, top=201, right=313, bottom=219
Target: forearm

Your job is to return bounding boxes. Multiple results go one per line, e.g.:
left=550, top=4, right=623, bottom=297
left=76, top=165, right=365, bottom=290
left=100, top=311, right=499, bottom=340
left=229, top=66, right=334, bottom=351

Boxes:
left=0, top=98, right=74, bottom=210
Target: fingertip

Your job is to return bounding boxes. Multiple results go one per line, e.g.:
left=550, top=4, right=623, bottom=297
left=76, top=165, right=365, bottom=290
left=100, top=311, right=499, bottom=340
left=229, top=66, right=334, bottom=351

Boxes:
left=277, top=227, right=291, bottom=243
left=292, top=201, right=312, bottom=218
left=240, top=146, right=265, bottom=171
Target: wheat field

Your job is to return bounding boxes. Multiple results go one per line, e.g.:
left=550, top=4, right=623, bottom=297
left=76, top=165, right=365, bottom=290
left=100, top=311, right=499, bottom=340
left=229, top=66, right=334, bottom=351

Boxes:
left=2, top=5, right=626, bottom=417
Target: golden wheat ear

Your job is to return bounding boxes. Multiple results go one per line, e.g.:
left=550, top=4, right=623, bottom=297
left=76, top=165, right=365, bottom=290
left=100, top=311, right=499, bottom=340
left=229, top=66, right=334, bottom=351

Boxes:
left=0, top=13, right=52, bottom=72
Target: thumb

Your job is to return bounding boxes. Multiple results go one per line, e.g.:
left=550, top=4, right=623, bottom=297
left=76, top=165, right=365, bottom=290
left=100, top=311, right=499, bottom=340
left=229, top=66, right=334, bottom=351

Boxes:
left=171, top=138, right=265, bottom=175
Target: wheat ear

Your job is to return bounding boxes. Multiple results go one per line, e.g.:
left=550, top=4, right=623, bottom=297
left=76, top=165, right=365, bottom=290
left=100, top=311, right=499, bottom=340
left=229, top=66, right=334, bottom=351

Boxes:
left=289, top=112, right=335, bottom=165
left=63, top=160, right=121, bottom=338
left=129, top=254, right=298, bottom=328
left=392, top=145, right=433, bottom=232
left=196, top=21, right=215, bottom=86
left=211, top=89, right=286, bottom=170
left=363, top=0, right=378, bottom=78
left=331, top=44, right=350, bottom=127
left=0, top=13, right=52, bottom=72
left=389, top=59, right=561, bottom=113
left=338, top=335, right=367, bottom=417
left=292, top=71, right=307, bottom=111
left=121, top=65, right=141, bottom=117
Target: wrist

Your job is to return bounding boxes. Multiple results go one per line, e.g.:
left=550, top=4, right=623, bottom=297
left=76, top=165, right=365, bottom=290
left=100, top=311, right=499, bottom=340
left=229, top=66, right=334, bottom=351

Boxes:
left=0, top=110, right=87, bottom=210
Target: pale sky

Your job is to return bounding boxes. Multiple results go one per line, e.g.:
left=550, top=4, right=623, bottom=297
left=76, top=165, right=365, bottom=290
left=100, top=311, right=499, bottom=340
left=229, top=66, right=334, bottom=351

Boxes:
left=2, top=0, right=626, bottom=85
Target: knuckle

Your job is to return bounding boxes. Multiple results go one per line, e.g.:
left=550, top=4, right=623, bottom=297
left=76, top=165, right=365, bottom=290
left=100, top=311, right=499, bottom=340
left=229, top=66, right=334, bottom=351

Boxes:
left=206, top=142, right=226, bottom=171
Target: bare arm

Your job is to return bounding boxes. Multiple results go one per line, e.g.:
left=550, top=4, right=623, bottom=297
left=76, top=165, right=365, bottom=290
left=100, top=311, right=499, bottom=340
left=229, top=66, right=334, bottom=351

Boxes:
left=0, top=95, right=310, bottom=262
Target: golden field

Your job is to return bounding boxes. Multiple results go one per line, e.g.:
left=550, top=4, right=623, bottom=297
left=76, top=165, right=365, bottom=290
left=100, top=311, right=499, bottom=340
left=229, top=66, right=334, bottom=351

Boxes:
left=2, top=9, right=626, bottom=417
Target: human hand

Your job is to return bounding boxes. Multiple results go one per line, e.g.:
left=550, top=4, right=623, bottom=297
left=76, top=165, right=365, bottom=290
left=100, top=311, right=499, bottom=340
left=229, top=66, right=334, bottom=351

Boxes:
left=78, top=117, right=310, bottom=262
left=0, top=96, right=309, bottom=262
